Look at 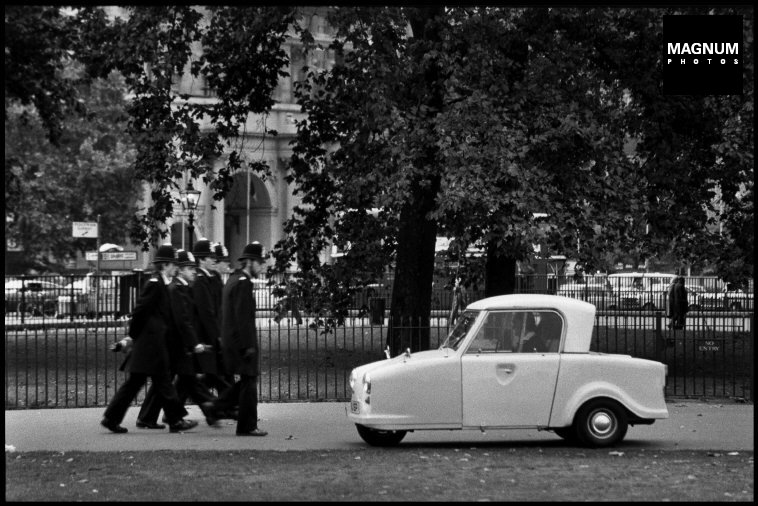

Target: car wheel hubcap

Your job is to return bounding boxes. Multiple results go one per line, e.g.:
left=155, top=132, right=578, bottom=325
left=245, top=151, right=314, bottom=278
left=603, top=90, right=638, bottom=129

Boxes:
left=589, top=410, right=614, bottom=437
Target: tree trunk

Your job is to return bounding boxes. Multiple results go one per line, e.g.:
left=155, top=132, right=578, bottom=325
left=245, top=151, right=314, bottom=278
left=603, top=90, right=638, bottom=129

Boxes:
left=387, top=177, right=439, bottom=355
left=484, top=240, right=517, bottom=297
left=385, top=7, right=446, bottom=356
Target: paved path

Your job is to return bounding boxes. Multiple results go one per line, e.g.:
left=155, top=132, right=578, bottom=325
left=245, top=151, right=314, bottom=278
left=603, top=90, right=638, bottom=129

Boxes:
left=5, top=400, right=753, bottom=453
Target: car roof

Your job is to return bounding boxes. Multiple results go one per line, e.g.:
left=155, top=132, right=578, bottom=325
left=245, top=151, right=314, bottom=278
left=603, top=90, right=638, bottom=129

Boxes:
left=466, top=294, right=596, bottom=352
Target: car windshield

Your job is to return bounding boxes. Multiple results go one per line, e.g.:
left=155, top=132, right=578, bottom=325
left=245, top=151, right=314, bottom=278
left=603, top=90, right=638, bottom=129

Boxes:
left=440, top=311, right=479, bottom=351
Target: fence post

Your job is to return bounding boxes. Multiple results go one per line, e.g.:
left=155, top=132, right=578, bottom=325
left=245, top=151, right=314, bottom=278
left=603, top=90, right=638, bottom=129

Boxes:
left=655, top=311, right=663, bottom=362
left=751, top=315, right=754, bottom=402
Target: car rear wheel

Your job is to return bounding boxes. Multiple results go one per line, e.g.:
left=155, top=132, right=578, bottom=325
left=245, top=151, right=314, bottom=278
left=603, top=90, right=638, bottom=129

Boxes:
left=42, top=300, right=56, bottom=317
left=575, top=399, right=628, bottom=448
left=688, top=304, right=700, bottom=311
left=355, top=424, right=406, bottom=447
left=642, top=302, right=655, bottom=311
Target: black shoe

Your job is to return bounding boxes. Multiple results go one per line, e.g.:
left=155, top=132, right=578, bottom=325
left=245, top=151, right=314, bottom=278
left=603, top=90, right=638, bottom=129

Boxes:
left=136, top=420, right=166, bottom=429
left=200, top=402, right=220, bottom=427
left=169, top=419, right=199, bottom=433
left=236, top=428, right=267, bottom=437
left=101, top=418, right=128, bottom=434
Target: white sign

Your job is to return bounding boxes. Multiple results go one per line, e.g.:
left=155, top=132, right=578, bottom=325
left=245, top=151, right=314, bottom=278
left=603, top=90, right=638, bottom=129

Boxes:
left=73, top=222, right=98, bottom=238
left=102, top=251, right=137, bottom=261
left=85, top=251, right=138, bottom=262
left=6, top=238, right=22, bottom=252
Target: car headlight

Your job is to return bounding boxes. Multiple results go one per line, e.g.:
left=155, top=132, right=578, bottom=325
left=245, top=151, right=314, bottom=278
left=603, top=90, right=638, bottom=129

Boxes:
left=363, top=373, right=371, bottom=395
left=349, top=370, right=357, bottom=391
left=363, top=373, right=371, bottom=405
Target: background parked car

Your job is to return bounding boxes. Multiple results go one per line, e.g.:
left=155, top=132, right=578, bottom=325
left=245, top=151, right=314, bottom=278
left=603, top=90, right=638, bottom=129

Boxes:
left=724, top=288, right=754, bottom=311
left=5, top=278, right=66, bottom=317
left=56, top=273, right=119, bottom=318
left=692, top=281, right=754, bottom=311
left=683, top=283, right=708, bottom=311
left=555, top=278, right=612, bottom=309
left=606, top=272, right=676, bottom=310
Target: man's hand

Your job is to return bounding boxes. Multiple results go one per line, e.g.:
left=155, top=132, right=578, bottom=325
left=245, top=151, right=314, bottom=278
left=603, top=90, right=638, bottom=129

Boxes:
left=194, top=344, right=213, bottom=353
left=109, top=337, right=133, bottom=353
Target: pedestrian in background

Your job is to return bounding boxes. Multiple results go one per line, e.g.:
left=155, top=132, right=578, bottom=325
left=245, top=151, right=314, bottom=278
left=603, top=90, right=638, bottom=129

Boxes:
left=208, top=242, right=268, bottom=436
left=667, top=276, right=689, bottom=330
left=101, top=245, right=198, bottom=434
left=137, top=249, right=219, bottom=428
left=192, top=239, right=232, bottom=398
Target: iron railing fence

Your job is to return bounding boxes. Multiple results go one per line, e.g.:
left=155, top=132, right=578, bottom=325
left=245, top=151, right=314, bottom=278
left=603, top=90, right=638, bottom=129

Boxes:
left=5, top=273, right=753, bottom=323
left=5, top=274, right=754, bottom=408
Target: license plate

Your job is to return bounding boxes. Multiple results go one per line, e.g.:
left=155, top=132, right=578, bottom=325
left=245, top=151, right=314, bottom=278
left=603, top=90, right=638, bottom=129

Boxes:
left=350, top=401, right=360, bottom=413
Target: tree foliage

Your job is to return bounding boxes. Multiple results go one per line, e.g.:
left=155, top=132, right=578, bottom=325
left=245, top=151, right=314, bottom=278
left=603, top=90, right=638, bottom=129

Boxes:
left=270, top=7, right=752, bottom=351
left=4, top=6, right=86, bottom=145
left=74, top=6, right=296, bottom=249
left=5, top=70, right=140, bottom=270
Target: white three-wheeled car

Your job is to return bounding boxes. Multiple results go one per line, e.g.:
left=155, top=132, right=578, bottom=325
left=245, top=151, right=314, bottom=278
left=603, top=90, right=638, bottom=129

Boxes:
left=348, top=294, right=668, bottom=447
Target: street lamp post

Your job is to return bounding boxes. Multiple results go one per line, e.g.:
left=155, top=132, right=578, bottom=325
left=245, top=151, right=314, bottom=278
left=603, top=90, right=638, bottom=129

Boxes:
left=180, top=183, right=201, bottom=251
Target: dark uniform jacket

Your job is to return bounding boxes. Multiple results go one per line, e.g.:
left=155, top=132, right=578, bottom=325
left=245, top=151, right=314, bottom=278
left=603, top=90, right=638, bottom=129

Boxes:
left=125, top=273, right=173, bottom=374
left=209, top=270, right=226, bottom=375
left=221, top=269, right=259, bottom=376
left=191, top=268, right=220, bottom=375
left=167, top=277, right=200, bottom=376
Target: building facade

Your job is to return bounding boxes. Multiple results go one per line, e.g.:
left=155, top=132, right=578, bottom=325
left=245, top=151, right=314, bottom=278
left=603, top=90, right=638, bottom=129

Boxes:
left=136, top=7, right=338, bottom=268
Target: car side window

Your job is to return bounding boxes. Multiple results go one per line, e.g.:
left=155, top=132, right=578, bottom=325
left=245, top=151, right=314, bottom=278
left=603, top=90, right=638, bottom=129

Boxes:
left=466, top=311, right=511, bottom=353
left=466, top=311, right=546, bottom=354
left=532, top=311, right=563, bottom=353
left=468, top=310, right=563, bottom=354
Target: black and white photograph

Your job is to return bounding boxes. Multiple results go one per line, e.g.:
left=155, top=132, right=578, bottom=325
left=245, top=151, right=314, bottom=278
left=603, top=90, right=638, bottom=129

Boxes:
left=5, top=5, right=753, bottom=502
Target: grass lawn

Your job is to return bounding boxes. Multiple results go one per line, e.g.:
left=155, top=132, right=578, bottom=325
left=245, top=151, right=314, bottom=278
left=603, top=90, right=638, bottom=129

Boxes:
left=5, top=448, right=754, bottom=502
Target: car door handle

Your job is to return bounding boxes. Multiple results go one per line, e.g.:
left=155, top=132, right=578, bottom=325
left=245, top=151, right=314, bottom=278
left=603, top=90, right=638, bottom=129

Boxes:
left=495, top=364, right=517, bottom=385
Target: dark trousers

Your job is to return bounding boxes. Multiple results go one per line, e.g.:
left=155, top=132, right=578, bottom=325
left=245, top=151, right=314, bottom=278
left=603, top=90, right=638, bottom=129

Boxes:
left=104, top=372, right=186, bottom=426
left=214, top=375, right=258, bottom=433
left=138, top=374, right=215, bottom=424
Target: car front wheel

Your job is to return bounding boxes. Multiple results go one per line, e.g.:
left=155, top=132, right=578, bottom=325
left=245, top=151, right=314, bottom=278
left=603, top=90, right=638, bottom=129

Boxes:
left=575, top=399, right=628, bottom=447
left=355, top=424, right=406, bottom=447
left=17, top=302, right=38, bottom=317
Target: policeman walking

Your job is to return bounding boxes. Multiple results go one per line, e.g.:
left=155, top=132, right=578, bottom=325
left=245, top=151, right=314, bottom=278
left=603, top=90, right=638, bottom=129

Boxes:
left=192, top=239, right=231, bottom=397
left=208, top=242, right=268, bottom=436
left=101, top=244, right=198, bottom=434
left=136, top=249, right=219, bottom=428
left=211, top=243, right=236, bottom=395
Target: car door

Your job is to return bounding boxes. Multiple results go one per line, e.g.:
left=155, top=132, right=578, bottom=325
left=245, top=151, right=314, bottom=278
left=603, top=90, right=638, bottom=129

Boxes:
left=460, top=310, right=560, bottom=428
